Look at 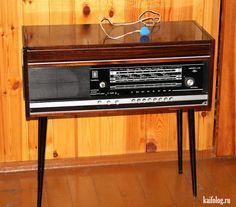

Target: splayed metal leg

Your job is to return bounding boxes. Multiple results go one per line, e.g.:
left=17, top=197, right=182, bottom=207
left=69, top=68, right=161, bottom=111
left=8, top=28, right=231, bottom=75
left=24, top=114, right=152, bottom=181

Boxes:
left=177, top=110, right=183, bottom=174
left=188, top=109, right=197, bottom=197
left=37, top=117, right=48, bottom=207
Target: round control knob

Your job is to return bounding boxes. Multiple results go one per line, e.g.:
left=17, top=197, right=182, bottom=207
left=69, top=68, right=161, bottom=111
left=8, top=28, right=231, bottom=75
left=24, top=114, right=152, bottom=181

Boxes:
left=158, top=97, right=163, bottom=102
left=97, top=100, right=102, bottom=104
left=185, top=77, right=195, bottom=87
left=169, top=97, right=173, bottom=101
left=147, top=98, right=152, bottom=102
left=131, top=99, right=136, bottom=103
left=99, top=81, right=106, bottom=88
left=107, top=100, right=111, bottom=105
left=137, top=98, right=141, bottom=103
left=142, top=98, right=146, bottom=102
left=115, top=100, right=119, bottom=105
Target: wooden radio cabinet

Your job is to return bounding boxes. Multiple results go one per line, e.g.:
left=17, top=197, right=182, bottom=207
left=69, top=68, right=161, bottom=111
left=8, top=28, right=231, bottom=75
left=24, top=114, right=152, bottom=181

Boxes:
left=23, top=21, right=214, bottom=207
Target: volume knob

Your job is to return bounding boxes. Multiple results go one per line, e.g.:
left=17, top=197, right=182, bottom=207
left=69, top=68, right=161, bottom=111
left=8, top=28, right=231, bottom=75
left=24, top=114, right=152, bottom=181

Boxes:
left=185, top=77, right=195, bottom=87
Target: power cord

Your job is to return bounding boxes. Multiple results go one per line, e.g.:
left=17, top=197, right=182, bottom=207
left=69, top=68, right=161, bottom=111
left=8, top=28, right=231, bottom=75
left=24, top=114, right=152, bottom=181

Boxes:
left=100, top=10, right=161, bottom=40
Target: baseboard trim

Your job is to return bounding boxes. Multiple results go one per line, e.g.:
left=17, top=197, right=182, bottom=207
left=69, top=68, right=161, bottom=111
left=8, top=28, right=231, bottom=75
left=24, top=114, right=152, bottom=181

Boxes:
left=0, top=150, right=215, bottom=173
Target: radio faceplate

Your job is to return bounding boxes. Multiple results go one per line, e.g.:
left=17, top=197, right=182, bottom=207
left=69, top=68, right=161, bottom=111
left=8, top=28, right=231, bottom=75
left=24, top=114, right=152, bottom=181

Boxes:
left=28, top=61, right=209, bottom=115
left=90, top=62, right=207, bottom=97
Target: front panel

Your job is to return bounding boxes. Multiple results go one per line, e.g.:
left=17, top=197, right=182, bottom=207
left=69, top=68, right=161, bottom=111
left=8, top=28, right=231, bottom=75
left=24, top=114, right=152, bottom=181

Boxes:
left=28, top=61, right=209, bottom=115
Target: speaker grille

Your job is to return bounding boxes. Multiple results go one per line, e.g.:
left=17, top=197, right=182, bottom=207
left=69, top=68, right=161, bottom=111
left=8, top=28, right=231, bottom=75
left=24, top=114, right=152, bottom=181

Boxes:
left=29, top=66, right=90, bottom=101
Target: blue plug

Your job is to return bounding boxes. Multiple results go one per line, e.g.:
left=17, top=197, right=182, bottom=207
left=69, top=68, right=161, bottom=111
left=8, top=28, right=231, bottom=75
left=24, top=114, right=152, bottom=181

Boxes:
left=140, top=26, right=150, bottom=36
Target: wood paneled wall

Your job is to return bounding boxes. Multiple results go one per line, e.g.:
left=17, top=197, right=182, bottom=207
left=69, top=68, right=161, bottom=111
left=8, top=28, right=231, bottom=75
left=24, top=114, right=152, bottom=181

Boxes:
left=0, top=0, right=220, bottom=162
left=216, top=0, right=236, bottom=156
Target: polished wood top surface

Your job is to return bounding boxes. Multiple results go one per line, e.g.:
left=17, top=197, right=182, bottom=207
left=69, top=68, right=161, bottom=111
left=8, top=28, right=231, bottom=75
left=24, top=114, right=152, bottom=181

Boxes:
left=23, top=21, right=213, bottom=50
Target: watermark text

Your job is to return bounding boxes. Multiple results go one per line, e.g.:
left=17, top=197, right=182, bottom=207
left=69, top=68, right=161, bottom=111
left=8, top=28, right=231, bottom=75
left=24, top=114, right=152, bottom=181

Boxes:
left=203, top=196, right=231, bottom=205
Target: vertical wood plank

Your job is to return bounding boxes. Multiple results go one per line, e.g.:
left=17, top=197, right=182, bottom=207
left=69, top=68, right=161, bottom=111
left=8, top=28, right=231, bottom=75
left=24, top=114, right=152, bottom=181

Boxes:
left=126, top=115, right=146, bottom=153
left=0, top=0, right=27, bottom=161
left=75, top=0, right=101, bottom=24
left=23, top=0, right=50, bottom=25
left=197, top=0, right=221, bottom=150
left=49, top=0, right=76, bottom=24
left=216, top=0, right=236, bottom=156
left=41, top=120, right=53, bottom=160
left=100, top=116, right=127, bottom=155
left=28, top=120, right=38, bottom=160
left=102, top=0, right=125, bottom=23
left=146, top=113, right=170, bottom=152
left=77, top=117, right=101, bottom=157
left=52, top=118, right=77, bottom=158
left=0, top=0, right=5, bottom=162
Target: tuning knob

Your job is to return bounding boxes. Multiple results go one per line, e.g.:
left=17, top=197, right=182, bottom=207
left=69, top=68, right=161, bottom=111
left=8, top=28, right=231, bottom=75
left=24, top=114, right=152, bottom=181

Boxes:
left=185, top=77, right=195, bottom=87
left=99, top=81, right=106, bottom=88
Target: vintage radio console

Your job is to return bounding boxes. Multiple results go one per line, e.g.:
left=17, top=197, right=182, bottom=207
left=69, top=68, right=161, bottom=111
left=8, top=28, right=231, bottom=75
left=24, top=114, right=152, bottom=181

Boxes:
left=23, top=21, right=214, bottom=207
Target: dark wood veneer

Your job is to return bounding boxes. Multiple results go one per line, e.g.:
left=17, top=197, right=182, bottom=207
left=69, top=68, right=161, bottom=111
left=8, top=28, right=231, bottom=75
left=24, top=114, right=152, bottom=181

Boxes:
left=23, top=21, right=213, bottom=48
left=26, top=44, right=212, bottom=63
left=23, top=21, right=214, bottom=63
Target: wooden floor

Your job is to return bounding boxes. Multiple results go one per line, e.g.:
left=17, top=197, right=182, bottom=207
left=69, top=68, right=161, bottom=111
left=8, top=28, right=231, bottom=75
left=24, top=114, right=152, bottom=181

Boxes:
left=0, top=158, right=236, bottom=207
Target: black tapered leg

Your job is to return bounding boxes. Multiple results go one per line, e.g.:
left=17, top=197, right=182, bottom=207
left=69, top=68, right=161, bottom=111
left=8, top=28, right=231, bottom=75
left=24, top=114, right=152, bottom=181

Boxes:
left=188, top=109, right=197, bottom=197
left=177, top=110, right=183, bottom=174
left=37, top=117, right=48, bottom=207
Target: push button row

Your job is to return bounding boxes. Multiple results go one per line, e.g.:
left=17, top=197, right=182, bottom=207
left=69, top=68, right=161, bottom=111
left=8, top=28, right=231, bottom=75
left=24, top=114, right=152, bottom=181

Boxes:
left=131, top=97, right=174, bottom=103
left=97, top=100, right=120, bottom=105
left=97, top=97, right=174, bottom=106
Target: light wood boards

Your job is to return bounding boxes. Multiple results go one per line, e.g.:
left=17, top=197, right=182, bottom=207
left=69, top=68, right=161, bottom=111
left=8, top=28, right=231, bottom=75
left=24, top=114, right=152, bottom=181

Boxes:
left=216, top=0, right=236, bottom=156
left=0, top=0, right=28, bottom=161
left=0, top=0, right=220, bottom=162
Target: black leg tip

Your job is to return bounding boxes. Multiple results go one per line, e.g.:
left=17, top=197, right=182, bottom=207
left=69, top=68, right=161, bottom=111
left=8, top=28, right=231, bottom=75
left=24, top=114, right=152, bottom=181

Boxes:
left=178, top=170, right=183, bottom=174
